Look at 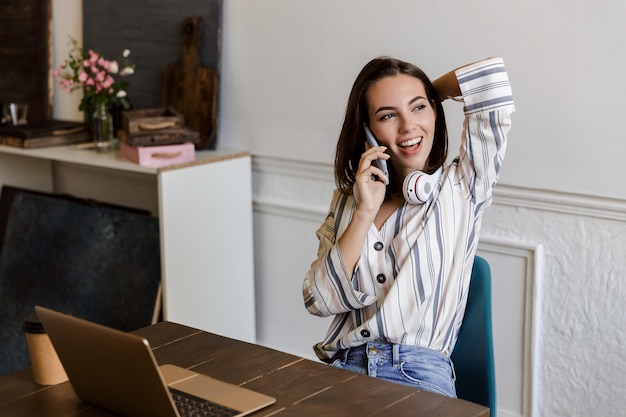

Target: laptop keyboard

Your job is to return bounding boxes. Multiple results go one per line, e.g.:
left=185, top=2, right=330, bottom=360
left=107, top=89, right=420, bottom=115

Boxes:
left=170, top=388, right=240, bottom=417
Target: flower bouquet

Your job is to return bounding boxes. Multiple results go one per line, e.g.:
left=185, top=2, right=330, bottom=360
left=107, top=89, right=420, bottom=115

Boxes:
left=53, top=37, right=135, bottom=149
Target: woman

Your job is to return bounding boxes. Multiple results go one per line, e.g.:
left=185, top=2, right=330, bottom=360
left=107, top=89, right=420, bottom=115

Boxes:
left=302, top=56, right=514, bottom=397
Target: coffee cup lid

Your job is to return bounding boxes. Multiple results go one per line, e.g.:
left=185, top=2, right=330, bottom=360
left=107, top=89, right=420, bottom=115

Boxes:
left=22, top=309, right=70, bottom=333
left=22, top=312, right=45, bottom=334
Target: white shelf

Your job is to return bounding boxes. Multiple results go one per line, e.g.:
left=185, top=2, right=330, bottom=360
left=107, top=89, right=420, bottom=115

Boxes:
left=0, top=144, right=249, bottom=174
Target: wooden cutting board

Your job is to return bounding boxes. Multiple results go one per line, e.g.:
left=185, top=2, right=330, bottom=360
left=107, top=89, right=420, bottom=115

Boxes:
left=162, top=17, right=218, bottom=149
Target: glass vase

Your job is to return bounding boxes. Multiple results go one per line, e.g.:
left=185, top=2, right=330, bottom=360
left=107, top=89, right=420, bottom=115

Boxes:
left=91, top=100, right=114, bottom=152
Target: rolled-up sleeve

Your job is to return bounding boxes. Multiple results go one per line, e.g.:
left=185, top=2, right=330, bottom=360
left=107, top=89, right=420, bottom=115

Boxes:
left=456, top=57, right=515, bottom=204
left=303, top=190, right=378, bottom=317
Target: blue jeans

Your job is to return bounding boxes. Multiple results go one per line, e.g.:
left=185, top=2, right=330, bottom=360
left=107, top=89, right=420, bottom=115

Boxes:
left=331, top=341, right=457, bottom=397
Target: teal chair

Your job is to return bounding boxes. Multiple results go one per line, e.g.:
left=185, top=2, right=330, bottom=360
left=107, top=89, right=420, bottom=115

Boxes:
left=451, top=255, right=496, bottom=416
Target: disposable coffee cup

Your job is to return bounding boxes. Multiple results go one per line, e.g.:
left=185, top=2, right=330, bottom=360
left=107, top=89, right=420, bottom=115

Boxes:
left=22, top=311, right=69, bottom=385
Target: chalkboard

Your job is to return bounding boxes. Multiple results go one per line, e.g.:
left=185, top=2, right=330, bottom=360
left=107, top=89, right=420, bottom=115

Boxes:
left=0, top=187, right=161, bottom=375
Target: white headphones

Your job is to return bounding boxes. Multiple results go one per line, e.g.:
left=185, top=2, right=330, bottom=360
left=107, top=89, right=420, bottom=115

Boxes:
left=402, top=168, right=442, bottom=204
left=352, top=167, right=442, bottom=205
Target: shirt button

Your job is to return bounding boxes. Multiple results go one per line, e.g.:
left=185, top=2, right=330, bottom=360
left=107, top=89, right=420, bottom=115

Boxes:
left=373, top=242, right=383, bottom=251
left=376, top=274, right=386, bottom=283
left=360, top=329, right=371, bottom=338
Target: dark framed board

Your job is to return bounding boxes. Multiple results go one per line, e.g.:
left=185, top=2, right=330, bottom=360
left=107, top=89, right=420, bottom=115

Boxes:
left=0, top=186, right=161, bottom=375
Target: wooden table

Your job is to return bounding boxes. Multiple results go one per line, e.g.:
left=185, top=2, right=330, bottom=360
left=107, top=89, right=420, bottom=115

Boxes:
left=0, top=321, right=488, bottom=417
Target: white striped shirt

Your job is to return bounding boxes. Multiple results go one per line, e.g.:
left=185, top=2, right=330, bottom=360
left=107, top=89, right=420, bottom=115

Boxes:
left=303, top=57, right=515, bottom=362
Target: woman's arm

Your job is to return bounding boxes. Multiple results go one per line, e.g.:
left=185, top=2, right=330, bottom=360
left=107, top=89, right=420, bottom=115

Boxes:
left=451, top=57, right=515, bottom=202
left=432, top=69, right=461, bottom=102
left=303, top=190, right=378, bottom=317
left=432, top=57, right=498, bottom=102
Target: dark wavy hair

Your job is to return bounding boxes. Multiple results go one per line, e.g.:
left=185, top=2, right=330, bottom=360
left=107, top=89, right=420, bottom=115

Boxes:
left=334, top=57, right=448, bottom=196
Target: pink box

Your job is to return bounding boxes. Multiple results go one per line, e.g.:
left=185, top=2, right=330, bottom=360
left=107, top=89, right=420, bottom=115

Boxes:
left=121, top=142, right=195, bottom=167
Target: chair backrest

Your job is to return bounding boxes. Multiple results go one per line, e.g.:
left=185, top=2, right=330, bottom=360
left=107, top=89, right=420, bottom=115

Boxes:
left=451, top=255, right=496, bottom=416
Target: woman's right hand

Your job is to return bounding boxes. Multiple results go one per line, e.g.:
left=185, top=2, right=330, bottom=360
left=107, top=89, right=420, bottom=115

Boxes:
left=336, top=143, right=389, bottom=274
left=354, top=144, right=389, bottom=215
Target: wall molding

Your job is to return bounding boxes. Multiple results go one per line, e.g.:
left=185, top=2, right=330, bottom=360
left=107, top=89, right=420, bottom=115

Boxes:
left=251, top=155, right=626, bottom=222
left=492, top=184, right=626, bottom=222
left=478, top=237, right=543, bottom=417
left=251, top=155, right=334, bottom=222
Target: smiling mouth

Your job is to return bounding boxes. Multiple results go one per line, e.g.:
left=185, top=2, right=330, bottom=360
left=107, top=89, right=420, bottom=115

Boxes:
left=398, top=137, right=422, bottom=148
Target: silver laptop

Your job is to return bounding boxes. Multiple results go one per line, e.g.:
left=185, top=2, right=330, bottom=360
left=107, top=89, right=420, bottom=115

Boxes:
left=35, top=306, right=276, bottom=417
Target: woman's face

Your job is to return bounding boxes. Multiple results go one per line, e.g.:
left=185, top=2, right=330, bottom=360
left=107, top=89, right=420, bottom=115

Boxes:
left=366, top=74, right=436, bottom=178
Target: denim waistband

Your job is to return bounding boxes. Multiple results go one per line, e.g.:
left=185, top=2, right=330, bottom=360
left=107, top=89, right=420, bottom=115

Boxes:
left=336, top=341, right=450, bottom=367
left=332, top=341, right=456, bottom=397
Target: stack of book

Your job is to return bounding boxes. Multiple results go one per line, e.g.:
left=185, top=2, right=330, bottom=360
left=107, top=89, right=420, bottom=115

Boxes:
left=0, top=120, right=88, bottom=148
left=118, top=107, right=199, bottom=167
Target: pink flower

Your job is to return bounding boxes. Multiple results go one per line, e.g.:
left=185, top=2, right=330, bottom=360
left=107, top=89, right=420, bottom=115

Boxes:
left=53, top=37, right=135, bottom=110
left=102, top=76, right=114, bottom=89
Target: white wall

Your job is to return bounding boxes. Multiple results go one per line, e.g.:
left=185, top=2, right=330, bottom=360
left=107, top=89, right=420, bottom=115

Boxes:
left=51, top=0, right=83, bottom=121
left=51, top=1, right=626, bottom=416
left=482, top=198, right=626, bottom=417
left=220, top=0, right=626, bottom=201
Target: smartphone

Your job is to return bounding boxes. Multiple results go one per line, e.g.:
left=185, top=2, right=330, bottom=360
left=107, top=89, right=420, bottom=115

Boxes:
left=363, top=124, right=389, bottom=185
